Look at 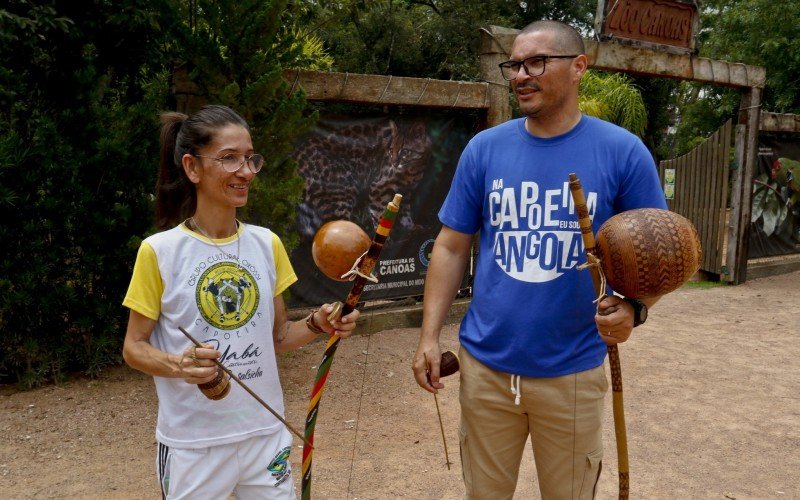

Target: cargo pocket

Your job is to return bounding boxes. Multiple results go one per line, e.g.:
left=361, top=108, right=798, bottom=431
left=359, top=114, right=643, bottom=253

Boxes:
left=459, top=425, right=473, bottom=495
left=579, top=448, right=603, bottom=499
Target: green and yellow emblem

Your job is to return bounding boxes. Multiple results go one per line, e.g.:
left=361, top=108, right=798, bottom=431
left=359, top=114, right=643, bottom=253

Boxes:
left=196, top=262, right=259, bottom=330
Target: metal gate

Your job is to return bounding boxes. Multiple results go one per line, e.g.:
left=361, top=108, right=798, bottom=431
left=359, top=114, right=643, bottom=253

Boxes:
left=658, top=119, right=732, bottom=278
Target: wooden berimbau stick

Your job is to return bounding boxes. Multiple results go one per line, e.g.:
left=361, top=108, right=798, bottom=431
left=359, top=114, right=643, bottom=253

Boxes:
left=568, top=173, right=629, bottom=499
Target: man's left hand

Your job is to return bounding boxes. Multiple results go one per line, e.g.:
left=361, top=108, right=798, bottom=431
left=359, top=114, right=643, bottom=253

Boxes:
left=595, top=295, right=634, bottom=345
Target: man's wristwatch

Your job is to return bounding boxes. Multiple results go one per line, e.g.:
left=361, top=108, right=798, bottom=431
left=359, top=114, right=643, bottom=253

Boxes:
left=624, top=297, right=648, bottom=327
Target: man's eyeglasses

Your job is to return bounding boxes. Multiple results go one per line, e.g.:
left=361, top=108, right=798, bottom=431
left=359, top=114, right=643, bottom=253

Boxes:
left=194, top=153, right=265, bottom=173
left=498, top=55, right=579, bottom=81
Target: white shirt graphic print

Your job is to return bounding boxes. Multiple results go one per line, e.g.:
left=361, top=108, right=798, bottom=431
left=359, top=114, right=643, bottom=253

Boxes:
left=488, top=179, right=597, bottom=283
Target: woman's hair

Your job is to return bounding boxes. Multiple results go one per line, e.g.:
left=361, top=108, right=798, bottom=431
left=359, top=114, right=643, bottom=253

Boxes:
left=155, top=105, right=250, bottom=229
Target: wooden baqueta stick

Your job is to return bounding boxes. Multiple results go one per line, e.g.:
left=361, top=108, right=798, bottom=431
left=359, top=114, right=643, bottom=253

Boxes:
left=426, top=350, right=460, bottom=470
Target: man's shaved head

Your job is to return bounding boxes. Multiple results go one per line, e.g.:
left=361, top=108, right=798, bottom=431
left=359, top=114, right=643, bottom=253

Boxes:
left=519, top=20, right=585, bottom=54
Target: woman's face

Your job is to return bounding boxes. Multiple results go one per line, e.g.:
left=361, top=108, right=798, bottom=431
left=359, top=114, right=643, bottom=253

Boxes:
left=189, top=123, right=256, bottom=210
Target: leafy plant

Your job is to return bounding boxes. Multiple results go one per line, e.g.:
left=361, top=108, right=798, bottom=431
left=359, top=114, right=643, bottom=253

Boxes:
left=579, top=71, right=648, bottom=138
left=751, top=173, right=789, bottom=236
left=0, top=0, right=173, bottom=386
left=751, top=157, right=800, bottom=239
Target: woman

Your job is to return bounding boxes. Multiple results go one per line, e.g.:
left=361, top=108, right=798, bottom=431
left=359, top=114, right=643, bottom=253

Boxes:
left=122, top=105, right=358, bottom=499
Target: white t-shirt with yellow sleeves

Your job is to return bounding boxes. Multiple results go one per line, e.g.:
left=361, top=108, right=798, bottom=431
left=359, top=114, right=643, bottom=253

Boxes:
left=123, top=222, right=297, bottom=449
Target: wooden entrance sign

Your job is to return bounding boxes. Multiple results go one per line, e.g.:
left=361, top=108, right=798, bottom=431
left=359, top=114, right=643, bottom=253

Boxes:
left=595, top=0, right=699, bottom=54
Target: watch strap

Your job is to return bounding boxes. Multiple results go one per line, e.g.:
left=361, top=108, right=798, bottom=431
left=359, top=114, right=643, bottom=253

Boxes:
left=624, top=297, right=647, bottom=327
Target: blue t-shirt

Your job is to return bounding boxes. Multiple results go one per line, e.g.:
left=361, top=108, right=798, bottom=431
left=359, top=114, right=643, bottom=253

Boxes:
left=439, top=115, right=667, bottom=377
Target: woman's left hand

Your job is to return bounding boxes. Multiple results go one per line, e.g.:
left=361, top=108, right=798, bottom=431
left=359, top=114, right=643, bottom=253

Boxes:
left=315, top=303, right=360, bottom=339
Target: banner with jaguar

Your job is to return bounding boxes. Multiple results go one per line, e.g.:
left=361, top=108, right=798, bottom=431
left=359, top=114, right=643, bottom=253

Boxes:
left=287, top=109, right=482, bottom=307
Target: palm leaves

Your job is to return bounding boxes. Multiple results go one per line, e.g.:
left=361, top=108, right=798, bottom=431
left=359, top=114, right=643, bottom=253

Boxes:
left=579, top=70, right=648, bottom=138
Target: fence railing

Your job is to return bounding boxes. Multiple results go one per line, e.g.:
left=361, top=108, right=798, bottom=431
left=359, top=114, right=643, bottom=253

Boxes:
left=658, top=119, right=732, bottom=277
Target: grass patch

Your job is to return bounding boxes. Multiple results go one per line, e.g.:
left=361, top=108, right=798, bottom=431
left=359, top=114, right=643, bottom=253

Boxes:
left=683, top=280, right=726, bottom=289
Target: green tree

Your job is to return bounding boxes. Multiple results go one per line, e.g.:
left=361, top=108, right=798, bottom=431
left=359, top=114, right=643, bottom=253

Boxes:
left=0, top=0, right=175, bottom=385
left=701, top=0, right=800, bottom=113
left=178, top=0, right=322, bottom=248
left=298, top=0, right=595, bottom=80
left=0, top=0, right=324, bottom=386
left=671, top=0, right=800, bottom=155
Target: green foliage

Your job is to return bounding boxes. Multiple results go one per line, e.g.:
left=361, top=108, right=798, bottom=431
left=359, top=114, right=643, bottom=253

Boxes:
left=631, top=77, right=679, bottom=161
left=669, top=82, right=740, bottom=156
left=579, top=71, right=648, bottom=138
left=298, top=0, right=595, bottom=80
left=179, top=0, right=317, bottom=247
left=0, top=0, right=172, bottom=386
left=751, top=157, right=799, bottom=240
left=700, top=0, right=800, bottom=113
left=284, top=28, right=335, bottom=71
left=0, top=0, right=321, bottom=386
left=671, top=0, right=800, bottom=156
left=751, top=173, right=788, bottom=237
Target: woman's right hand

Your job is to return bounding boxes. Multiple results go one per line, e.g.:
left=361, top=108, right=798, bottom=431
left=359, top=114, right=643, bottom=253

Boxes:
left=176, top=343, right=221, bottom=385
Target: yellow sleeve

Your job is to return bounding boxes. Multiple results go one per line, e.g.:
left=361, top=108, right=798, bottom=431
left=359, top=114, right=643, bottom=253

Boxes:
left=272, top=233, right=298, bottom=296
left=122, top=241, right=163, bottom=320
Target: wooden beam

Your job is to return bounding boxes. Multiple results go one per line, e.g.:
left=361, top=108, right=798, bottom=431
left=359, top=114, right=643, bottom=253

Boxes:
left=482, top=26, right=766, bottom=89
left=760, top=112, right=800, bottom=133
left=283, top=69, right=489, bottom=109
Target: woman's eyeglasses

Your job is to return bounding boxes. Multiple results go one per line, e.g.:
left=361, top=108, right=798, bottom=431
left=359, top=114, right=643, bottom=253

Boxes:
left=194, top=153, right=265, bottom=173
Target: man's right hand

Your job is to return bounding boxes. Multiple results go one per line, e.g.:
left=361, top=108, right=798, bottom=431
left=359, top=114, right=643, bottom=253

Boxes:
left=412, top=225, right=472, bottom=394
left=412, top=340, right=444, bottom=394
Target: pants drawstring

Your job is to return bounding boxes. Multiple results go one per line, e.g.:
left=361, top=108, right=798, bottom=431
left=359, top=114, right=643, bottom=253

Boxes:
left=509, top=374, right=521, bottom=405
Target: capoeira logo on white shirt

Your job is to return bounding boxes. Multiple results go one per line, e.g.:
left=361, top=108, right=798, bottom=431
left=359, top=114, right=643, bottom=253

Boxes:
left=196, top=261, right=260, bottom=330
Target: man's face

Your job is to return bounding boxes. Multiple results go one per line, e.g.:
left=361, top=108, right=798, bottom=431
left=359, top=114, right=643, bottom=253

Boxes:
left=509, top=31, right=581, bottom=119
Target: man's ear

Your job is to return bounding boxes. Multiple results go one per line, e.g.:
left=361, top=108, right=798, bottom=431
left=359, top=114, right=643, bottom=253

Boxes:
left=182, top=154, right=201, bottom=184
left=573, top=54, right=589, bottom=82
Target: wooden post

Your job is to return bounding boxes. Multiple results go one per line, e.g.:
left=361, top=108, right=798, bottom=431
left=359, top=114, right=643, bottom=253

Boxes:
left=479, top=26, right=514, bottom=127
left=731, top=87, right=762, bottom=284
left=727, top=124, right=745, bottom=283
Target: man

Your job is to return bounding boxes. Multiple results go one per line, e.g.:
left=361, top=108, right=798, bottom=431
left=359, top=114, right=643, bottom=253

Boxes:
left=411, top=20, right=666, bottom=499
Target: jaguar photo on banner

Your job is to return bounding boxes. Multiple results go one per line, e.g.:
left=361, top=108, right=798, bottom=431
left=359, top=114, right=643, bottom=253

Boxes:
left=287, top=108, right=482, bottom=308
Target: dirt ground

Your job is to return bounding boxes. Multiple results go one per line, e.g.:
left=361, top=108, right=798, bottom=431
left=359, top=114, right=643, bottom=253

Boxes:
left=2, top=270, right=799, bottom=499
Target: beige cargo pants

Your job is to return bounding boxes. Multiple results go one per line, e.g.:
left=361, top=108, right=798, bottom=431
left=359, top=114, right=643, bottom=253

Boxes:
left=458, top=347, right=608, bottom=499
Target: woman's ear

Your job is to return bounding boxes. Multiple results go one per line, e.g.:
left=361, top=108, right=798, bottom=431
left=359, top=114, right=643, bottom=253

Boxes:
left=182, top=154, right=201, bottom=184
